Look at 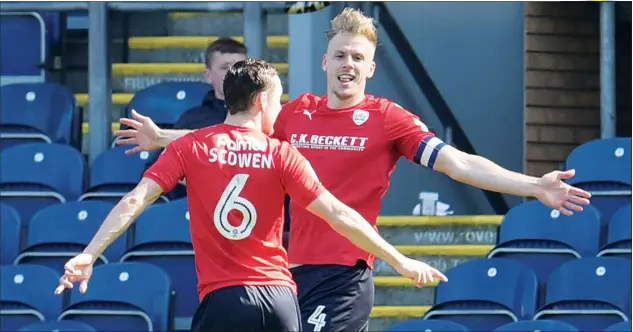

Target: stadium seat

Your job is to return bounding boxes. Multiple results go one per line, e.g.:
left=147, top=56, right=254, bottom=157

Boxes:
left=566, top=138, right=632, bottom=224
left=0, top=143, right=86, bottom=222
left=494, top=320, right=579, bottom=331
left=0, top=265, right=62, bottom=331
left=120, top=198, right=195, bottom=331
left=598, top=204, right=632, bottom=258
left=534, top=257, right=632, bottom=331
left=59, top=262, right=172, bottom=332
left=385, top=319, right=469, bottom=331
left=14, top=201, right=127, bottom=271
left=1, top=202, right=22, bottom=265
left=18, top=320, right=97, bottom=332
left=488, top=201, right=601, bottom=288
left=0, top=12, right=46, bottom=86
left=0, top=82, right=76, bottom=150
left=604, top=321, right=633, bottom=332
left=126, top=81, right=210, bottom=127
left=423, top=258, right=539, bottom=331
left=79, top=146, right=166, bottom=204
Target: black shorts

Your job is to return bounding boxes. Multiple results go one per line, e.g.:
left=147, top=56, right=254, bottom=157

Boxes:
left=190, top=284, right=301, bottom=332
left=291, top=260, right=374, bottom=332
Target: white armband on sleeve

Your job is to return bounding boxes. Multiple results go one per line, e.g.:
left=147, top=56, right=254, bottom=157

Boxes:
left=414, top=136, right=447, bottom=169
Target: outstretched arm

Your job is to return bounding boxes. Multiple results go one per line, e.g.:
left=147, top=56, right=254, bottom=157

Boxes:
left=384, top=103, right=591, bottom=215
left=83, top=178, right=164, bottom=260
left=114, top=110, right=194, bottom=155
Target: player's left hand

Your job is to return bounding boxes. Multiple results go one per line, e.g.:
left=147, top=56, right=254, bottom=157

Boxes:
left=535, top=169, right=591, bottom=216
left=395, top=257, right=448, bottom=288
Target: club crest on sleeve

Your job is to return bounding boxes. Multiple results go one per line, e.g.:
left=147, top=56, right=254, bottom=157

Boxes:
left=352, top=110, right=369, bottom=126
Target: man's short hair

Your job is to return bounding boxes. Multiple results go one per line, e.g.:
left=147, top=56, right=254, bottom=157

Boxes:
left=204, top=38, right=248, bottom=68
left=327, top=8, right=377, bottom=46
left=223, top=59, right=278, bottom=115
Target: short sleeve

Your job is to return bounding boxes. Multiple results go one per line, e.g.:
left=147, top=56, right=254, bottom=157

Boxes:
left=143, top=138, right=187, bottom=193
left=277, top=142, right=325, bottom=208
left=384, top=103, right=447, bottom=169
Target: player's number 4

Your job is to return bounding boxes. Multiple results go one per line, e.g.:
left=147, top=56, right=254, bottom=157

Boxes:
left=213, top=174, right=258, bottom=240
left=307, top=305, right=327, bottom=332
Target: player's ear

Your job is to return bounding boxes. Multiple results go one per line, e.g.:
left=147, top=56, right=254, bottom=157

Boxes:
left=255, top=91, right=267, bottom=114
left=321, top=54, right=327, bottom=72
left=367, top=61, right=376, bottom=79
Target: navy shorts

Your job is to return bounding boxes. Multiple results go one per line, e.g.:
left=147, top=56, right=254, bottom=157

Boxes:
left=291, top=260, right=375, bottom=332
left=190, top=284, right=301, bottom=332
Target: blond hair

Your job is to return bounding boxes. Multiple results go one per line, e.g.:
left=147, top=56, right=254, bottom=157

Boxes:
left=327, top=8, right=377, bottom=46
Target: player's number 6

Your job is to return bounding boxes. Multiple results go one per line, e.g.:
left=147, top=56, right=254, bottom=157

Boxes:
left=214, top=174, right=258, bottom=240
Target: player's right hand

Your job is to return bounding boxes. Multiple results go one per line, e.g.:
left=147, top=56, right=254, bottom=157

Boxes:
left=114, top=109, right=162, bottom=155
left=54, top=253, right=94, bottom=295
left=395, top=257, right=448, bottom=288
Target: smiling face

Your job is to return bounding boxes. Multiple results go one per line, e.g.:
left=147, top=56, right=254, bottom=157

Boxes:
left=323, top=33, right=376, bottom=102
left=323, top=8, right=378, bottom=108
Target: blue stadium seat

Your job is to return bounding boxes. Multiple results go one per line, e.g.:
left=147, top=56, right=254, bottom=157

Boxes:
left=59, top=262, right=172, bottom=332
left=604, top=321, right=633, bottom=332
left=79, top=146, right=166, bottom=204
left=494, top=320, right=579, bottom=331
left=423, top=258, right=538, bottom=331
left=385, top=319, right=469, bottom=331
left=1, top=202, right=22, bottom=265
left=0, top=12, right=46, bottom=86
left=488, top=201, right=601, bottom=288
left=120, top=198, right=195, bottom=331
left=126, top=81, right=210, bottom=127
left=18, top=320, right=97, bottom=332
left=535, top=257, right=632, bottom=331
left=598, top=204, right=632, bottom=258
left=566, top=138, right=632, bottom=224
left=14, top=201, right=127, bottom=271
left=0, top=265, right=62, bottom=331
left=0, top=82, right=76, bottom=150
left=0, top=143, right=86, bottom=222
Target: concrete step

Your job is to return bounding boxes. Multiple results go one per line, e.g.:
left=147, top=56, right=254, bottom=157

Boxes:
left=109, top=62, right=289, bottom=93
left=369, top=306, right=429, bottom=332
left=166, top=12, right=289, bottom=37
left=374, top=245, right=492, bottom=276
left=128, top=36, right=289, bottom=64
left=377, top=215, right=501, bottom=245
left=374, top=276, right=437, bottom=306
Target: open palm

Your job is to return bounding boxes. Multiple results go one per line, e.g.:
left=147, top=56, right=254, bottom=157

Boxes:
left=535, top=169, right=591, bottom=216
left=113, top=109, right=162, bottom=155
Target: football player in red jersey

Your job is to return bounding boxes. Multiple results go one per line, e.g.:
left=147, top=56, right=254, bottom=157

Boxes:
left=54, top=59, right=449, bottom=332
left=112, top=9, right=592, bottom=332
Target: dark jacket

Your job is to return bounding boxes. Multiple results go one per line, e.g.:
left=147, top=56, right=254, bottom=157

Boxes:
left=145, top=89, right=227, bottom=200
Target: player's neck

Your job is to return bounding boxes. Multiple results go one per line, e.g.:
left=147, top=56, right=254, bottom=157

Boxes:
left=326, top=92, right=366, bottom=110
left=224, top=113, right=262, bottom=132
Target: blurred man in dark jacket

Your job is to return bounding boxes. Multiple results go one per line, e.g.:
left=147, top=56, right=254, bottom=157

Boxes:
left=145, top=37, right=248, bottom=200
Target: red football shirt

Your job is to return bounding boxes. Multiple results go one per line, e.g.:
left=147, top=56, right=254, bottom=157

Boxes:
left=273, top=93, right=441, bottom=268
left=144, top=124, right=325, bottom=300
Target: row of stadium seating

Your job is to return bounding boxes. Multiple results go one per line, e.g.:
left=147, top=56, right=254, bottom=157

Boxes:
left=0, top=81, right=213, bottom=152
left=1, top=136, right=630, bottom=231
left=2, top=257, right=630, bottom=331
left=387, top=318, right=631, bottom=332
left=2, top=195, right=630, bottom=331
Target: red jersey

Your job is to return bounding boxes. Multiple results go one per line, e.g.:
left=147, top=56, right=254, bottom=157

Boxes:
left=273, top=93, right=442, bottom=268
left=144, top=124, right=325, bottom=300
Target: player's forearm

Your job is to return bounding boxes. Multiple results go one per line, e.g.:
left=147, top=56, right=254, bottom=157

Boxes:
left=451, top=153, right=540, bottom=198
left=157, top=129, right=193, bottom=148
left=308, top=195, right=407, bottom=268
left=83, top=184, right=162, bottom=262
